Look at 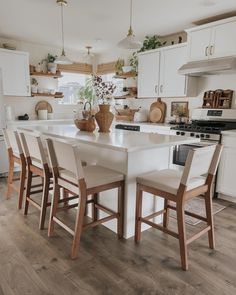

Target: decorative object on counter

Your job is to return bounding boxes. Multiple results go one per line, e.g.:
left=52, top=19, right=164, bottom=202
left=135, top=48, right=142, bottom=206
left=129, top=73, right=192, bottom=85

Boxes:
left=95, top=104, right=114, bottom=132
left=55, top=0, right=73, bottom=65
left=138, top=35, right=166, bottom=52
left=18, top=114, right=29, bottom=121
left=35, top=100, right=53, bottom=115
left=115, top=107, right=139, bottom=122
left=38, top=109, right=48, bottom=120
left=202, top=89, right=233, bottom=109
left=149, top=98, right=166, bottom=123
left=117, top=0, right=141, bottom=49
left=171, top=101, right=189, bottom=122
left=74, top=116, right=96, bottom=132
left=31, top=78, right=38, bottom=94
left=47, top=53, right=58, bottom=74
left=115, top=58, right=125, bottom=75
left=92, top=75, right=116, bottom=104
left=133, top=107, right=148, bottom=122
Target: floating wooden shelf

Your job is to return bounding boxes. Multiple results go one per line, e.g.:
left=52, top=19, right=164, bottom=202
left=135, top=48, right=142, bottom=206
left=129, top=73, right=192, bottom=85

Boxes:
left=114, top=95, right=137, bottom=100
left=30, top=72, right=63, bottom=78
left=31, top=92, right=64, bottom=98
left=113, top=72, right=137, bottom=79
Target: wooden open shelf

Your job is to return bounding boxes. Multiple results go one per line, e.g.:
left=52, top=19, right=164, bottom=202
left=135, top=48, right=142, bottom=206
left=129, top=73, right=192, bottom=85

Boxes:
left=113, top=72, right=137, bottom=79
left=31, top=92, right=64, bottom=98
left=30, top=72, right=63, bottom=79
left=114, top=95, right=137, bottom=100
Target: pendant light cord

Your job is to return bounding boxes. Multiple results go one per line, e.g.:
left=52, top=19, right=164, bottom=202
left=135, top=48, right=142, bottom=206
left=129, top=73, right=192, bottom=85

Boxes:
left=60, top=3, right=65, bottom=54
left=130, top=0, right=133, bottom=29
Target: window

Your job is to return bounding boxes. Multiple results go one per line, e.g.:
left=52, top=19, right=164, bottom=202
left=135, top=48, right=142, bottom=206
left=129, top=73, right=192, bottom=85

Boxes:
left=58, top=72, right=90, bottom=104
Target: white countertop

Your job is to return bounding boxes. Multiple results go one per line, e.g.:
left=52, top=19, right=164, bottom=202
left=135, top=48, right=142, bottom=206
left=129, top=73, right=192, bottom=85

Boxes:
left=221, top=130, right=236, bottom=136
left=18, top=124, right=199, bottom=152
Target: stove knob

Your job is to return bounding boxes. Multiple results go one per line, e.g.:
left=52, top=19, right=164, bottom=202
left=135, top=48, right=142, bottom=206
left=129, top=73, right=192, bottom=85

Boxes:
left=196, top=134, right=200, bottom=138
left=190, top=133, right=195, bottom=137
left=180, top=132, right=185, bottom=136
left=176, top=131, right=180, bottom=135
left=200, top=134, right=205, bottom=138
left=206, top=134, right=210, bottom=139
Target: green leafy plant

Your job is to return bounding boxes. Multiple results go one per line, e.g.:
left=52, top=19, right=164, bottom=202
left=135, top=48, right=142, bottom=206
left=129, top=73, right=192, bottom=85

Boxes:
left=78, top=76, right=96, bottom=104
left=47, top=53, right=57, bottom=63
left=129, top=52, right=138, bottom=72
left=31, top=78, right=38, bottom=86
left=139, top=35, right=166, bottom=52
left=115, top=58, right=125, bottom=75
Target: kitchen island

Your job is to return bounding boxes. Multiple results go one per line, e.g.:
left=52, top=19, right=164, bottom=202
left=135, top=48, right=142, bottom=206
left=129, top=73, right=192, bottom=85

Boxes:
left=19, top=124, right=199, bottom=238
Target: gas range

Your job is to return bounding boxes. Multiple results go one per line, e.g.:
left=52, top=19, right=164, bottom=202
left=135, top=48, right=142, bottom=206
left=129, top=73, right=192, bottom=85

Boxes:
left=171, top=109, right=236, bottom=143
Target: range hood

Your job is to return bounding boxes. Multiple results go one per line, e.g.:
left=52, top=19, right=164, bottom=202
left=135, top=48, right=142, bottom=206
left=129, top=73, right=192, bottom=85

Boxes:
left=178, top=57, right=236, bottom=76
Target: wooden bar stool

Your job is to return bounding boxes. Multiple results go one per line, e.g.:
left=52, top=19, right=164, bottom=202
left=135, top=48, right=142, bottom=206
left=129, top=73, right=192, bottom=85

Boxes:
left=46, top=137, right=125, bottom=259
left=3, top=128, right=26, bottom=209
left=19, top=132, right=53, bottom=230
left=135, top=144, right=223, bottom=270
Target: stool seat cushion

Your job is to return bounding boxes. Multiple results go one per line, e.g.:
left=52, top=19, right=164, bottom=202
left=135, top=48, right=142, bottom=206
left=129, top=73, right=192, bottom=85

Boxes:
left=137, top=169, right=205, bottom=195
left=60, top=165, right=124, bottom=189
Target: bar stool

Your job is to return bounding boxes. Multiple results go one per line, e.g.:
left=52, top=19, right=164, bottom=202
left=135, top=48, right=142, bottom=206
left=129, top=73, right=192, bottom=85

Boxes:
left=46, top=137, right=125, bottom=259
left=19, top=131, right=53, bottom=230
left=3, top=128, right=26, bottom=209
left=135, top=144, right=223, bottom=270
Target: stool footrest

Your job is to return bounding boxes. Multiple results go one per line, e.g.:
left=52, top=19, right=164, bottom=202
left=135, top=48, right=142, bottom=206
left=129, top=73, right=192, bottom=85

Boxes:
left=167, top=205, right=207, bottom=222
left=57, top=203, right=78, bottom=211
left=186, top=226, right=211, bottom=245
left=27, top=198, right=41, bottom=210
left=144, top=209, right=167, bottom=221
left=53, top=216, right=75, bottom=236
left=95, top=203, right=117, bottom=216
left=58, top=195, right=78, bottom=204
left=83, top=214, right=118, bottom=230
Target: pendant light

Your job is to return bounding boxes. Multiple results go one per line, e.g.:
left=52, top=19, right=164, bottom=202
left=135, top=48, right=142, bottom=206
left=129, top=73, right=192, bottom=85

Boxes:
left=84, top=46, right=94, bottom=64
left=117, top=0, right=141, bottom=49
left=55, top=0, right=73, bottom=65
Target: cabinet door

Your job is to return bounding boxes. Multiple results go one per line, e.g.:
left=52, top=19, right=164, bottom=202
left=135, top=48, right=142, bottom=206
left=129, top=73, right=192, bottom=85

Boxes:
left=138, top=51, right=160, bottom=98
left=187, top=28, right=212, bottom=61
left=211, top=21, right=236, bottom=59
left=217, top=146, right=236, bottom=197
left=0, top=49, right=30, bottom=96
left=159, top=45, right=187, bottom=97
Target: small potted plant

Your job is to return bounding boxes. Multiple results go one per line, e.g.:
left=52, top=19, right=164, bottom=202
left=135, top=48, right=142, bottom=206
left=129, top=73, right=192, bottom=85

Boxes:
left=115, top=58, right=124, bottom=75
left=47, top=53, right=58, bottom=74
left=31, top=78, right=38, bottom=94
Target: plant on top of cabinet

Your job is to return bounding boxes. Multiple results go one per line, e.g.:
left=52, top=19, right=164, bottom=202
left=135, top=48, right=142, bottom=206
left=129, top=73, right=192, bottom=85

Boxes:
left=47, top=53, right=58, bottom=74
left=138, top=35, right=166, bottom=52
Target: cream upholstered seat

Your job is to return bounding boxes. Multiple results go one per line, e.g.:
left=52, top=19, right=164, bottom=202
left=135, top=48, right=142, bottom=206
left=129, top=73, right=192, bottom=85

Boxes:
left=60, top=165, right=124, bottom=189
left=137, top=169, right=206, bottom=195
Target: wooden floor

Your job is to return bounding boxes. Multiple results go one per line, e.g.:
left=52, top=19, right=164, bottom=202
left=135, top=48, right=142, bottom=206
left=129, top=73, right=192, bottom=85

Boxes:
left=0, top=178, right=236, bottom=295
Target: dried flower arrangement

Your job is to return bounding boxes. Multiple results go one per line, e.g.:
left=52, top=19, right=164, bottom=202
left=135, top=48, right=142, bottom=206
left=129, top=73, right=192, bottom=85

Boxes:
left=92, top=75, right=116, bottom=104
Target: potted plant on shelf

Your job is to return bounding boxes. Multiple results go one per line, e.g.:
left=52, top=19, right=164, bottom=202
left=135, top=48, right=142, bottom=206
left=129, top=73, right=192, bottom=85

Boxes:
left=47, top=53, right=58, bottom=74
left=115, top=58, right=125, bottom=75
left=31, top=78, right=38, bottom=94
left=92, top=75, right=116, bottom=133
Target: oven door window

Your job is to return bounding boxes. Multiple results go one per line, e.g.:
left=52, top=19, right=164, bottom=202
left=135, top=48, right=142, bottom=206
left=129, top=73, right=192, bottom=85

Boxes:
left=173, top=144, right=202, bottom=166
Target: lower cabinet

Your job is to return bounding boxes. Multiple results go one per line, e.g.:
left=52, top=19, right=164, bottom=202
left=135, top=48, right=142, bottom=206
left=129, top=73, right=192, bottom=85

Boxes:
left=217, top=134, right=236, bottom=198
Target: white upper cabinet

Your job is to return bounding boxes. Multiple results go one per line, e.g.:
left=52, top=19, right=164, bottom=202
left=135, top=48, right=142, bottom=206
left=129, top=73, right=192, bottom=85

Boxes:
left=186, top=17, right=236, bottom=62
left=138, top=51, right=160, bottom=98
left=138, top=44, right=196, bottom=98
left=0, top=48, right=30, bottom=96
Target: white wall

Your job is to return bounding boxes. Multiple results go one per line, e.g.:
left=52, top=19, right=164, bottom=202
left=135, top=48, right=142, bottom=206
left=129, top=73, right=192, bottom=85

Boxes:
left=0, top=37, right=93, bottom=119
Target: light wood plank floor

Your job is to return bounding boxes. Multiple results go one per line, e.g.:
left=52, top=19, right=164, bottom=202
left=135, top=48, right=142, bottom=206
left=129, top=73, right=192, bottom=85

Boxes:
left=0, top=178, right=236, bottom=295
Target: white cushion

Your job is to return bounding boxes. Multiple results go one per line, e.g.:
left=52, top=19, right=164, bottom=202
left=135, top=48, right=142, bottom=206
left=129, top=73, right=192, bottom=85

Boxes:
left=59, top=165, right=124, bottom=189
left=137, top=169, right=205, bottom=195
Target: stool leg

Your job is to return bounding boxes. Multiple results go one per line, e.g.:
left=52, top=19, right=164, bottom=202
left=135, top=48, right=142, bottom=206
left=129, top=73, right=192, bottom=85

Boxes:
left=48, top=183, right=60, bottom=237
left=135, top=183, right=143, bottom=243
left=18, top=162, right=26, bottom=210
left=24, top=169, right=32, bottom=216
left=92, top=193, right=98, bottom=222
left=62, top=188, right=69, bottom=207
left=6, top=156, right=14, bottom=199
left=117, top=182, right=124, bottom=239
left=71, top=193, right=87, bottom=259
left=39, top=175, right=50, bottom=230
left=205, top=192, right=215, bottom=249
left=163, top=199, right=170, bottom=228
left=176, top=200, right=188, bottom=271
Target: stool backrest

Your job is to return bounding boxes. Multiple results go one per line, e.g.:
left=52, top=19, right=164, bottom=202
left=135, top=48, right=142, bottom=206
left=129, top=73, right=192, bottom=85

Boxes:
left=3, top=128, right=23, bottom=155
left=46, top=138, right=84, bottom=181
left=19, top=132, right=47, bottom=165
left=181, top=144, right=222, bottom=186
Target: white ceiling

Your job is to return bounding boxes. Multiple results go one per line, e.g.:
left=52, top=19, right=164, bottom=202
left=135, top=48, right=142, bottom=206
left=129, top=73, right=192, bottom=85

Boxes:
left=0, top=0, right=236, bottom=53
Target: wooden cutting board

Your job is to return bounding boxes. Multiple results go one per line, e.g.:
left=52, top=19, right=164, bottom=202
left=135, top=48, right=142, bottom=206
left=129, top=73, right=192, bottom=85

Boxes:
left=149, top=98, right=166, bottom=123
left=35, top=101, right=53, bottom=114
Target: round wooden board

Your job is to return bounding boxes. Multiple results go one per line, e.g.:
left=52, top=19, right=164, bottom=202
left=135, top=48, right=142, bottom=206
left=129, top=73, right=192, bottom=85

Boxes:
left=149, top=108, right=163, bottom=123
left=35, top=101, right=53, bottom=114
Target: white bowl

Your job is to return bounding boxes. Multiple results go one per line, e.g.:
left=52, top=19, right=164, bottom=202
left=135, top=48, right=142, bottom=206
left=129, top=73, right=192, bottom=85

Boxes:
left=122, top=66, right=133, bottom=73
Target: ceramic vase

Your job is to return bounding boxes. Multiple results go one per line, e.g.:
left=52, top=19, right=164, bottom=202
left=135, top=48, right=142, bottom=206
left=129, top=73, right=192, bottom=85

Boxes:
left=48, top=62, right=57, bottom=74
left=95, top=104, right=114, bottom=133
